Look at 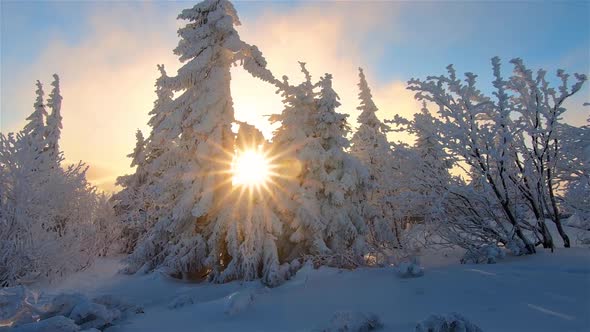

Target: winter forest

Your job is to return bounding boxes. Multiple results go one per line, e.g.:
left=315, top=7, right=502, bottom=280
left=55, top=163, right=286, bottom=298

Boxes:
left=1, top=0, right=589, bottom=331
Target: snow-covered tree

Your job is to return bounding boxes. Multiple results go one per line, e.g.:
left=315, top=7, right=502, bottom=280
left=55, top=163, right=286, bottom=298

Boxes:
left=270, top=64, right=369, bottom=267
left=113, top=130, right=150, bottom=253
left=125, top=0, right=280, bottom=281
left=559, top=120, right=590, bottom=228
left=22, top=81, right=47, bottom=156
left=388, top=103, right=454, bottom=224
left=45, top=74, right=63, bottom=163
left=93, top=193, right=122, bottom=257
left=350, top=68, right=401, bottom=257
left=205, top=124, right=287, bottom=286
left=505, top=59, right=586, bottom=248
left=0, top=78, right=98, bottom=286
left=395, top=57, right=587, bottom=254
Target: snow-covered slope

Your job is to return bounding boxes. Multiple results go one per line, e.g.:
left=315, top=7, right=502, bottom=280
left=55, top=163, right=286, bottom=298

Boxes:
left=16, top=248, right=587, bottom=332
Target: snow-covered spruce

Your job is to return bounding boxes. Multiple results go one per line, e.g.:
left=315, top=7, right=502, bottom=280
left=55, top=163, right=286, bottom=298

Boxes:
left=270, top=64, right=369, bottom=267
left=112, top=129, right=150, bottom=254
left=120, top=0, right=287, bottom=285
left=350, top=68, right=405, bottom=261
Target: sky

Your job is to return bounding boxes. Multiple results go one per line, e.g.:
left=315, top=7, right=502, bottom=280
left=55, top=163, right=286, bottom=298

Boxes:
left=1, top=0, right=589, bottom=192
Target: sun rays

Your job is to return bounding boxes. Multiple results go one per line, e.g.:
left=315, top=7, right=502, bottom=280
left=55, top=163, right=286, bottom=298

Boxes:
left=187, top=128, right=301, bottom=215
left=232, top=148, right=271, bottom=188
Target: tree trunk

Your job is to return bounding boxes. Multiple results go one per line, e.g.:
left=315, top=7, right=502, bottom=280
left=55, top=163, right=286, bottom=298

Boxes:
left=537, top=220, right=554, bottom=251
left=552, top=218, right=571, bottom=248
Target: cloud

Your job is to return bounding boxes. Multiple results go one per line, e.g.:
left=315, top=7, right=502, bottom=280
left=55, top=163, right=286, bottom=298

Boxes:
left=3, top=2, right=422, bottom=192
left=3, top=3, right=181, bottom=190
left=231, top=1, right=419, bottom=141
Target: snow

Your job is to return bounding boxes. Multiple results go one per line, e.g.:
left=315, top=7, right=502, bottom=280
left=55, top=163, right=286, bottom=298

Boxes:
left=318, top=311, right=383, bottom=332
left=415, top=313, right=482, bottom=332
left=4, top=248, right=587, bottom=331
left=1, top=2, right=589, bottom=332
left=12, top=316, right=79, bottom=332
left=395, top=261, right=425, bottom=278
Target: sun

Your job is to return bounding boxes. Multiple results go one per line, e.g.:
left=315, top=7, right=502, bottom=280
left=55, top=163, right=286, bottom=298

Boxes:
left=232, top=148, right=271, bottom=187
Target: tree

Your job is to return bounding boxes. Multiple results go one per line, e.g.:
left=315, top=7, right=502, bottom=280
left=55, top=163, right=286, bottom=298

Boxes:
left=0, top=78, right=98, bottom=286
left=505, top=59, right=586, bottom=248
left=350, top=68, right=401, bottom=258
left=397, top=57, right=587, bottom=255
left=94, top=193, right=122, bottom=257
left=22, top=81, right=47, bottom=155
left=113, top=130, right=149, bottom=253
left=270, top=64, right=369, bottom=267
left=558, top=120, right=590, bottom=228
left=45, top=74, right=63, bottom=163
left=125, top=0, right=279, bottom=279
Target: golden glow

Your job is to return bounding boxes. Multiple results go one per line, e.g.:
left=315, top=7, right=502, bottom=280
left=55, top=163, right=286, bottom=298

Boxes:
left=232, top=148, right=271, bottom=187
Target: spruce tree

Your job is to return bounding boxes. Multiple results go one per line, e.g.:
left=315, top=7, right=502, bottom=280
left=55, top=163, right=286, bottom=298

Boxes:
left=23, top=81, right=48, bottom=156
left=126, top=0, right=278, bottom=278
left=271, top=66, right=369, bottom=266
left=350, top=68, right=400, bottom=251
left=45, top=74, right=63, bottom=163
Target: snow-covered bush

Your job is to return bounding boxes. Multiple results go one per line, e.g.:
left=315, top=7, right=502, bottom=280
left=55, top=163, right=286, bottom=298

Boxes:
left=416, top=313, right=482, bottom=332
left=0, top=76, right=101, bottom=287
left=461, top=244, right=505, bottom=264
left=318, top=311, right=383, bottom=332
left=396, top=260, right=425, bottom=278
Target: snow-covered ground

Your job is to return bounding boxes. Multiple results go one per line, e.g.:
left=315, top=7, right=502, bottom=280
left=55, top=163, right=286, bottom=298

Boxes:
left=9, top=246, right=586, bottom=332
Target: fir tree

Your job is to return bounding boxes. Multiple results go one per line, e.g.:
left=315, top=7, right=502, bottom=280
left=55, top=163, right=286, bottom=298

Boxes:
left=126, top=0, right=278, bottom=279
left=350, top=68, right=400, bottom=253
left=22, top=81, right=48, bottom=155
left=271, top=66, right=369, bottom=266
left=45, top=74, right=63, bottom=162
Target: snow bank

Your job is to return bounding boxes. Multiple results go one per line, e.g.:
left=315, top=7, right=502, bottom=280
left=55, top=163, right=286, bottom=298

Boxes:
left=224, top=287, right=269, bottom=315
left=167, top=294, right=194, bottom=310
left=0, top=286, right=44, bottom=326
left=43, top=293, right=87, bottom=318
left=12, top=315, right=79, bottom=332
left=318, top=311, right=383, bottom=332
left=2, top=286, right=142, bottom=331
left=69, top=298, right=120, bottom=330
left=416, top=313, right=482, bottom=332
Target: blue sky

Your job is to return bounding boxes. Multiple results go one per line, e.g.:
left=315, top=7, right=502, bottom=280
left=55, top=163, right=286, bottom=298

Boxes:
left=1, top=0, right=588, bottom=190
left=3, top=1, right=588, bottom=83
